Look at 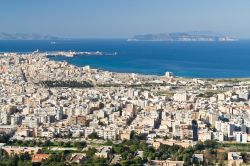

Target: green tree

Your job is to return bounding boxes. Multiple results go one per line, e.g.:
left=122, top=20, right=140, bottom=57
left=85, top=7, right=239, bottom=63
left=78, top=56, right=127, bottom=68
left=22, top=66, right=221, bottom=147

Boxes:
left=19, top=152, right=31, bottom=161
left=86, top=147, right=97, bottom=158
left=113, top=145, right=124, bottom=154
left=73, top=141, right=86, bottom=149
left=129, top=145, right=138, bottom=153
left=88, top=132, right=100, bottom=139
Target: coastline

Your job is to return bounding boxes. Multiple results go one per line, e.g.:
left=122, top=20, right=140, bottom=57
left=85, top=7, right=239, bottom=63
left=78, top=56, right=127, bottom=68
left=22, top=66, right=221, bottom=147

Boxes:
left=1, top=39, right=250, bottom=78
left=2, top=51, right=250, bottom=81
left=1, top=51, right=250, bottom=165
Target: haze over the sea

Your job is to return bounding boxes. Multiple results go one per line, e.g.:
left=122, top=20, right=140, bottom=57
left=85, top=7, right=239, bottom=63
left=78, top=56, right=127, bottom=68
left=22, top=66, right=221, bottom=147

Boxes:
left=1, top=0, right=250, bottom=39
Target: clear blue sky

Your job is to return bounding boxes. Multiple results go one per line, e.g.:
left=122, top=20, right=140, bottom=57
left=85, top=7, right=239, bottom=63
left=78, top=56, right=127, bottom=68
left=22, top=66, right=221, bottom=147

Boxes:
left=1, top=0, right=250, bottom=38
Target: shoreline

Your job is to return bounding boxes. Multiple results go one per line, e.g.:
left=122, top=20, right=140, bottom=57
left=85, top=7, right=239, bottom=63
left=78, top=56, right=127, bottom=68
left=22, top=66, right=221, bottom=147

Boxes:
left=1, top=51, right=250, bottom=80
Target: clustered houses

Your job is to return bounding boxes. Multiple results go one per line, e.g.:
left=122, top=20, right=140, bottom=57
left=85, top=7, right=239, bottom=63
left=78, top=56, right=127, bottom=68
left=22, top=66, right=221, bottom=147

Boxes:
left=1, top=52, right=250, bottom=147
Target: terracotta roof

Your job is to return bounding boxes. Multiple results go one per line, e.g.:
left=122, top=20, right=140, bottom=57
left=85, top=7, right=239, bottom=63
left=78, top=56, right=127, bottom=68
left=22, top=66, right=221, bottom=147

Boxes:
left=32, top=154, right=50, bottom=163
left=217, top=148, right=226, bottom=153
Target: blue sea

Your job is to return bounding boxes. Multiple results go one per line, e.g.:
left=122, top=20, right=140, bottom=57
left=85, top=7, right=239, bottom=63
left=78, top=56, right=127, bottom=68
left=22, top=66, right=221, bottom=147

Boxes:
left=0, top=39, right=250, bottom=78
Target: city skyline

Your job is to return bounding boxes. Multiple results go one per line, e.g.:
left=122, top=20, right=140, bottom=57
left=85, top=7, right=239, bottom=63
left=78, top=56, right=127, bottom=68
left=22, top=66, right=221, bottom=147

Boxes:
left=1, top=1, right=250, bottom=165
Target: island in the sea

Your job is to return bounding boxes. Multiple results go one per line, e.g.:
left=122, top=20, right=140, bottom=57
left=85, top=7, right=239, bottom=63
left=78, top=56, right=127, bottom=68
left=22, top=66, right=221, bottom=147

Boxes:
left=0, top=32, right=59, bottom=40
left=128, top=31, right=239, bottom=42
left=46, top=50, right=118, bottom=57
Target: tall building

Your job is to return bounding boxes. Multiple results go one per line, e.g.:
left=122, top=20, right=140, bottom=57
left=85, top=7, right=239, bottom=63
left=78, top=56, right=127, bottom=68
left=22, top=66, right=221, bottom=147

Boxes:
left=236, top=132, right=247, bottom=143
left=165, top=72, right=173, bottom=78
left=192, top=120, right=198, bottom=141
left=227, top=123, right=235, bottom=138
left=173, top=92, right=188, bottom=102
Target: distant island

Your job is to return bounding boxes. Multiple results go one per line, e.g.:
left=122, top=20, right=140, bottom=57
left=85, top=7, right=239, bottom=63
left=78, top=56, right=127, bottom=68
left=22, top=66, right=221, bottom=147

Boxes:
left=128, top=31, right=239, bottom=42
left=0, top=32, right=59, bottom=40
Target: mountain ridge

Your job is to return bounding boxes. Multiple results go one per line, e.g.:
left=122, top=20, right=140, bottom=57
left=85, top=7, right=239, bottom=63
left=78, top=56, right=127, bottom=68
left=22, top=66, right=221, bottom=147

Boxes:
left=0, top=32, right=59, bottom=40
left=128, top=31, right=239, bottom=41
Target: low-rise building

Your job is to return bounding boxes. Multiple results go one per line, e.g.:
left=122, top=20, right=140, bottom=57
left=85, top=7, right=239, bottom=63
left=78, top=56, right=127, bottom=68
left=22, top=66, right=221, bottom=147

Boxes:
left=2, top=146, right=42, bottom=155
left=228, top=152, right=243, bottom=166
left=95, top=146, right=112, bottom=159
left=150, top=160, right=184, bottom=166
left=32, top=154, right=51, bottom=163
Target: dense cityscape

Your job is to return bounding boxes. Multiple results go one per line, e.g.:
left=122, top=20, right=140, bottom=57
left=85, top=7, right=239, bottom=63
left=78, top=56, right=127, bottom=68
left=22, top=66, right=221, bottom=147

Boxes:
left=0, top=52, right=249, bottom=165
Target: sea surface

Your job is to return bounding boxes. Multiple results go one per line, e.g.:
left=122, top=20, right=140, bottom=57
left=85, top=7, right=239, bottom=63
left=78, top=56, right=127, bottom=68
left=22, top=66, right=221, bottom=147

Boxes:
left=0, top=39, right=250, bottom=78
